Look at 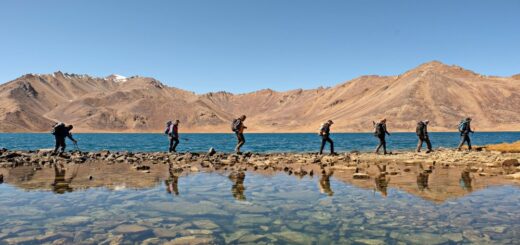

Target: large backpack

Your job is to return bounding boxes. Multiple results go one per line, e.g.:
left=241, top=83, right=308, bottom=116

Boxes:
left=164, top=121, right=172, bottom=135
left=51, top=122, right=65, bottom=135
left=231, top=119, right=241, bottom=132
left=458, top=120, right=468, bottom=132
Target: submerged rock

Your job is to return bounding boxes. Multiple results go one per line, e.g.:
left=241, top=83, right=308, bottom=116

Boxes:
left=114, top=224, right=150, bottom=234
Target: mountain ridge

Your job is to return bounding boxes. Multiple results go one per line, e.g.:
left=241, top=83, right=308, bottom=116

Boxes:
left=1, top=61, right=519, bottom=133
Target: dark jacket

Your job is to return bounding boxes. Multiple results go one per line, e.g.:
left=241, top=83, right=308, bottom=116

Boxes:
left=168, top=124, right=179, bottom=138
left=55, top=126, right=74, bottom=140
left=460, top=121, right=474, bottom=135
left=416, top=122, right=429, bottom=138
left=320, top=123, right=331, bottom=136
left=374, top=123, right=389, bottom=137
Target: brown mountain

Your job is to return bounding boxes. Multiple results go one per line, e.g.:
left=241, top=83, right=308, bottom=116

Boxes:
left=1, top=61, right=519, bottom=132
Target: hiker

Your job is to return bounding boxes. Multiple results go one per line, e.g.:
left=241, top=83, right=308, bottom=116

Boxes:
left=165, top=120, right=180, bottom=152
left=232, top=115, right=247, bottom=153
left=51, top=123, right=77, bottom=154
left=373, top=119, right=390, bottom=154
left=319, top=120, right=336, bottom=155
left=457, top=117, right=474, bottom=151
left=416, top=120, right=432, bottom=153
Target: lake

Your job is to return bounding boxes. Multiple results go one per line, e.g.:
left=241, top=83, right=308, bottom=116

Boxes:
left=0, top=164, right=519, bottom=244
left=0, top=132, right=519, bottom=153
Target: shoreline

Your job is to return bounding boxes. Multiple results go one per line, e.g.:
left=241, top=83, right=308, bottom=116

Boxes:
left=2, top=131, right=520, bottom=134
left=1, top=148, right=519, bottom=180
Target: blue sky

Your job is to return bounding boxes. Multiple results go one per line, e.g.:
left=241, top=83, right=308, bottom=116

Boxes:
left=0, top=0, right=519, bottom=93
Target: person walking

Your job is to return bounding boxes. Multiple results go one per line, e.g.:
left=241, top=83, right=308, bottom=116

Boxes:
left=51, top=123, right=77, bottom=154
left=232, top=115, right=247, bottom=153
left=165, top=120, right=180, bottom=152
left=416, top=120, right=432, bottom=153
left=319, top=120, right=336, bottom=155
left=457, top=117, right=474, bottom=151
left=373, top=119, right=390, bottom=154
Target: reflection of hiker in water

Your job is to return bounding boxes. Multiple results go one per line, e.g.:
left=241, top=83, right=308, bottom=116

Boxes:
left=460, top=169, right=473, bottom=192
left=165, top=165, right=179, bottom=196
left=165, top=175, right=179, bottom=196
left=165, top=163, right=182, bottom=196
left=52, top=164, right=77, bottom=194
left=417, top=172, right=430, bottom=191
left=229, top=171, right=246, bottom=200
left=417, top=164, right=431, bottom=191
left=375, top=165, right=390, bottom=197
left=319, top=170, right=334, bottom=196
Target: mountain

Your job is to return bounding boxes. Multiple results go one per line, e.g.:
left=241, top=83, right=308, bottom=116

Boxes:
left=1, top=61, right=519, bottom=132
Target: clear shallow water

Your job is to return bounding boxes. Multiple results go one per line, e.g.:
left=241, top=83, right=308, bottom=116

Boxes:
left=0, top=171, right=519, bottom=244
left=0, top=132, right=519, bottom=153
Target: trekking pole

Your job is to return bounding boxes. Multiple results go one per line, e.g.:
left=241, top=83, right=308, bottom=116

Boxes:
left=73, top=142, right=81, bottom=152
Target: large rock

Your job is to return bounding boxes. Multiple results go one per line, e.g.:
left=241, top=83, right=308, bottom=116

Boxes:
left=114, top=224, right=150, bottom=234
left=502, top=159, right=519, bottom=167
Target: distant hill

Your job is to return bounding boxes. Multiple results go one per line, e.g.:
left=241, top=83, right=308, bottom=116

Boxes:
left=1, top=61, right=519, bottom=132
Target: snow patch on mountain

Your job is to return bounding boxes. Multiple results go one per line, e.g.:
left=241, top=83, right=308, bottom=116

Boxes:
left=106, top=74, right=128, bottom=83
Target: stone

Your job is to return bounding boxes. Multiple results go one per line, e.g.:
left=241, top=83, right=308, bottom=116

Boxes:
left=58, top=216, right=91, bottom=225
left=353, top=173, right=370, bottom=179
left=506, top=172, right=520, bottom=179
left=273, top=231, right=315, bottom=244
left=135, top=165, right=150, bottom=170
left=165, top=235, right=215, bottom=245
left=153, top=228, right=179, bottom=238
left=502, top=159, right=519, bottom=167
left=192, top=220, right=219, bottom=230
left=354, top=239, right=386, bottom=245
left=441, top=233, right=463, bottom=242
left=4, top=236, right=38, bottom=244
left=114, top=224, right=150, bottom=234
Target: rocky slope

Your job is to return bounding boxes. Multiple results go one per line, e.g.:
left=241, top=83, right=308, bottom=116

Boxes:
left=1, top=61, right=519, bottom=132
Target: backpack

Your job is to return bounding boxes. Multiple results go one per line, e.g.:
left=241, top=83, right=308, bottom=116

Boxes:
left=231, top=119, right=241, bottom=132
left=458, top=120, right=468, bottom=132
left=319, top=123, right=326, bottom=132
left=164, top=121, right=172, bottom=135
left=374, top=123, right=384, bottom=135
left=51, top=122, right=65, bottom=135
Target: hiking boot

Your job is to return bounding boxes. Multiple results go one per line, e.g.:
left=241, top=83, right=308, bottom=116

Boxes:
left=330, top=152, right=338, bottom=156
left=426, top=150, right=432, bottom=154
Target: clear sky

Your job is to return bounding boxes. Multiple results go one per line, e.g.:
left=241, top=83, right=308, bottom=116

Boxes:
left=1, top=0, right=519, bottom=93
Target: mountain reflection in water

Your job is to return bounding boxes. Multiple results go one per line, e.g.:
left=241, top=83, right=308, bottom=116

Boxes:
left=0, top=161, right=518, bottom=203
left=1, top=162, right=519, bottom=244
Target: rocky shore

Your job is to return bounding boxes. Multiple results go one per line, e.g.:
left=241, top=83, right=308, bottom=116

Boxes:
left=1, top=147, right=519, bottom=182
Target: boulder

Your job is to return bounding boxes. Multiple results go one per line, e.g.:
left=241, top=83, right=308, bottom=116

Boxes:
left=502, top=159, right=519, bottom=167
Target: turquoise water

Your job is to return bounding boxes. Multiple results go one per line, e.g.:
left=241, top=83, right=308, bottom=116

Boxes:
left=0, top=171, right=519, bottom=244
left=0, top=132, right=519, bottom=153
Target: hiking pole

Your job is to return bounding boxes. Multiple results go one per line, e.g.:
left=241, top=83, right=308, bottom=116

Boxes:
left=73, top=142, right=81, bottom=152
